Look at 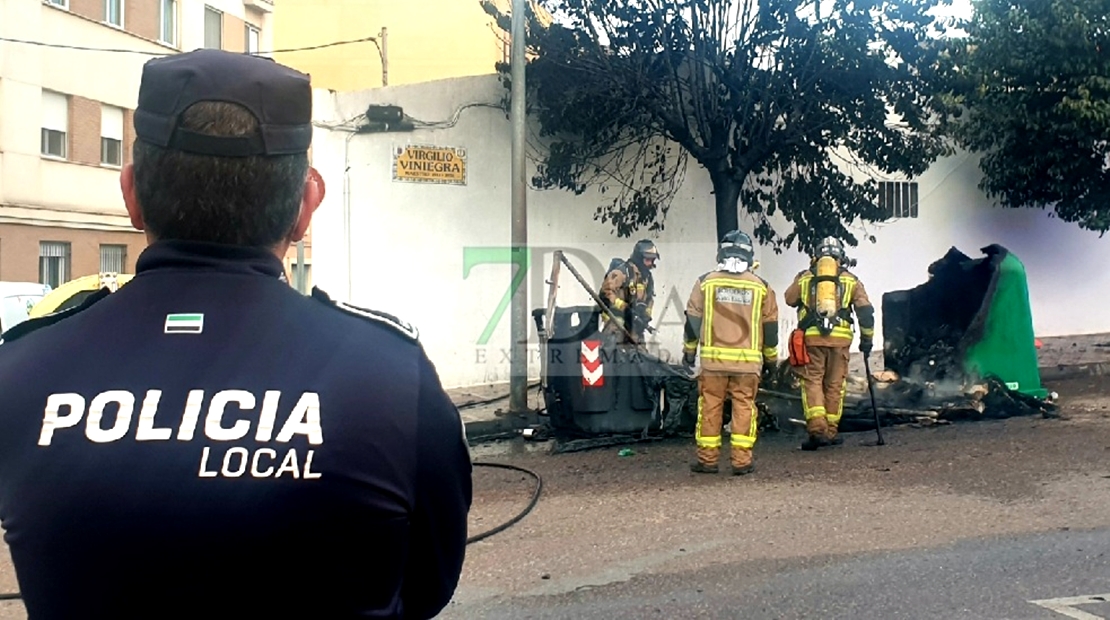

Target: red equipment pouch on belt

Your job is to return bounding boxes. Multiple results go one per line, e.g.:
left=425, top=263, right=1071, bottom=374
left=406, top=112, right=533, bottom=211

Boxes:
left=788, top=328, right=810, bottom=367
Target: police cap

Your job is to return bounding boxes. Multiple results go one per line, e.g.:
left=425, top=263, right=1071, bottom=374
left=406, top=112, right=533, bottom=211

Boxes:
left=134, top=49, right=313, bottom=157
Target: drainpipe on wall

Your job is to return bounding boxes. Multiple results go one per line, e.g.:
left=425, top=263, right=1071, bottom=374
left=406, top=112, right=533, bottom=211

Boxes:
left=378, top=27, right=388, bottom=86
left=344, top=132, right=354, bottom=302
left=296, top=240, right=306, bottom=294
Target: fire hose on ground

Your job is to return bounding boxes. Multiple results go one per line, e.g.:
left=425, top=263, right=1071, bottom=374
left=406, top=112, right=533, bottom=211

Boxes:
left=0, top=462, right=545, bottom=603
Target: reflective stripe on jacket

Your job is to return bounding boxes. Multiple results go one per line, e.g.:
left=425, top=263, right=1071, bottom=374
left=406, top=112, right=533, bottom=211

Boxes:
left=784, top=267, right=874, bottom=347
left=600, top=261, right=653, bottom=326
left=684, top=270, right=779, bottom=374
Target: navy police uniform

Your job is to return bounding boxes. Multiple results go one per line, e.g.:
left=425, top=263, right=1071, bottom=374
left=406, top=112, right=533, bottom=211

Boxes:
left=0, top=50, right=472, bottom=620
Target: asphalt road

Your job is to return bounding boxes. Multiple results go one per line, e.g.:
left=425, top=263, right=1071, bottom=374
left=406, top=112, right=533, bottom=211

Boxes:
left=453, top=528, right=1110, bottom=619
left=444, top=376, right=1110, bottom=619
left=2, top=376, right=1109, bottom=619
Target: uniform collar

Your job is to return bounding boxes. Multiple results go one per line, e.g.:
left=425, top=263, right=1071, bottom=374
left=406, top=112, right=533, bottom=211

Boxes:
left=135, top=240, right=287, bottom=280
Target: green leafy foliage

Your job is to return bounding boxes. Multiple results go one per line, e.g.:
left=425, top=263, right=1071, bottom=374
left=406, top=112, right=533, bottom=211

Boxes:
left=938, top=0, right=1110, bottom=233
left=482, top=0, right=953, bottom=252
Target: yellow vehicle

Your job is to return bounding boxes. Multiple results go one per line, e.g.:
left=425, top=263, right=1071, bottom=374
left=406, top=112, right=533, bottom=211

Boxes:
left=28, top=273, right=134, bottom=318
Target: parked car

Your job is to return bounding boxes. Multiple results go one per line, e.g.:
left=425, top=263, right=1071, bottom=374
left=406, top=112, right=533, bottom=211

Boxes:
left=27, top=273, right=134, bottom=319
left=0, top=282, right=53, bottom=338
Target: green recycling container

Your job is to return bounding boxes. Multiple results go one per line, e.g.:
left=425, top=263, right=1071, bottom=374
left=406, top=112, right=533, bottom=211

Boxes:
left=881, top=244, right=1047, bottom=399
left=962, top=250, right=1047, bottom=398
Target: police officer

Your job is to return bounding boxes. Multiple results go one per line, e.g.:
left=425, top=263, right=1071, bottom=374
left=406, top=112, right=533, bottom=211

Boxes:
left=784, top=236, right=875, bottom=450
left=0, top=50, right=472, bottom=619
left=600, top=239, right=658, bottom=343
left=682, top=231, right=779, bottom=475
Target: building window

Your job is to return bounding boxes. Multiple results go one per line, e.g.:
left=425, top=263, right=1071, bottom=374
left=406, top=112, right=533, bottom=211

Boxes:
left=160, top=0, right=177, bottom=46
left=41, top=91, right=68, bottom=159
left=100, top=105, right=124, bottom=167
left=105, top=0, right=122, bottom=26
left=100, top=244, right=127, bottom=273
left=245, top=24, right=260, bottom=54
left=45, top=0, right=67, bottom=8
left=878, top=181, right=919, bottom=219
left=39, top=242, right=71, bottom=288
left=204, top=7, right=223, bottom=49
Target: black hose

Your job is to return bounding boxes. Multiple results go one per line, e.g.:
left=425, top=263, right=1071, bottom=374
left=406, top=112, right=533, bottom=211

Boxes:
left=0, top=462, right=542, bottom=603
left=457, top=383, right=541, bottom=410
left=467, top=462, right=543, bottom=545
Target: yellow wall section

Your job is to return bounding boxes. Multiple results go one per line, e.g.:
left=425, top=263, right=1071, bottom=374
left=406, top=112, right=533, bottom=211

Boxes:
left=273, top=0, right=510, bottom=91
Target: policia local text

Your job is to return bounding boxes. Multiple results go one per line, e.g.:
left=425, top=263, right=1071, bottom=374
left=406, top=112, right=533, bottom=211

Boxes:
left=37, top=389, right=324, bottom=480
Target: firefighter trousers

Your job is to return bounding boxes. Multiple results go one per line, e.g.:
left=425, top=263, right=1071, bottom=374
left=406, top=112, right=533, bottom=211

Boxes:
left=797, top=344, right=850, bottom=440
left=695, top=371, right=760, bottom=468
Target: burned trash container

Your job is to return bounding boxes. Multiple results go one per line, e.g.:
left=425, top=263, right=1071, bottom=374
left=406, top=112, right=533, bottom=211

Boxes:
left=536, top=305, right=674, bottom=436
left=882, top=244, right=1047, bottom=399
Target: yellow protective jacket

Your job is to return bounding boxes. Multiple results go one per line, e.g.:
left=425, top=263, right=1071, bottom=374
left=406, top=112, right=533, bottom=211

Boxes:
left=600, top=260, right=654, bottom=333
left=683, top=270, right=779, bottom=374
left=784, top=266, right=874, bottom=347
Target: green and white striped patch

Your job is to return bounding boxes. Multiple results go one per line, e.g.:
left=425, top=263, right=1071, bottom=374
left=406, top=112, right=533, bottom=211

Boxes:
left=164, top=313, right=204, bottom=334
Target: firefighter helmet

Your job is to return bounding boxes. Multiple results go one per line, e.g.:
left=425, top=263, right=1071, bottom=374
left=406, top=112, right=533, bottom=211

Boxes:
left=631, top=239, right=659, bottom=264
left=815, top=236, right=846, bottom=261
left=717, top=230, right=754, bottom=263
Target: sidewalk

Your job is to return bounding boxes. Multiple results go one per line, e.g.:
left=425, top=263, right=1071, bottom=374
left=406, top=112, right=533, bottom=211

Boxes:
left=448, top=333, right=1110, bottom=436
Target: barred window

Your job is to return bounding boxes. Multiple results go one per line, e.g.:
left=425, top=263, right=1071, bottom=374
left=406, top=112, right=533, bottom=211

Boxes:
left=100, top=244, right=127, bottom=273
left=40, top=241, right=71, bottom=288
left=878, top=181, right=919, bottom=219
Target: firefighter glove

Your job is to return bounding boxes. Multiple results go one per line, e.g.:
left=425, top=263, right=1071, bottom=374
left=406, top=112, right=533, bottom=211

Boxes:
left=761, top=362, right=776, bottom=385
left=860, top=338, right=873, bottom=355
left=631, top=304, right=649, bottom=335
left=682, top=351, right=696, bottom=368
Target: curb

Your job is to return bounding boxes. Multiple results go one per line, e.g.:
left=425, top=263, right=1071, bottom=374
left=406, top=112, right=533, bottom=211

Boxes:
left=464, top=412, right=541, bottom=443
left=1039, top=362, right=1110, bottom=383
left=462, top=363, right=1104, bottom=441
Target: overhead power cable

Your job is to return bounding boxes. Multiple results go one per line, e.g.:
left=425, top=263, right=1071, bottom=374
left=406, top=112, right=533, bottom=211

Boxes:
left=0, top=35, right=380, bottom=57
left=408, top=102, right=506, bottom=129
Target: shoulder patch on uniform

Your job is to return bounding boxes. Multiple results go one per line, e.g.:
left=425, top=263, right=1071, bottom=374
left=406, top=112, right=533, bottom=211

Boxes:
left=0, top=287, right=111, bottom=345
left=310, top=287, right=420, bottom=342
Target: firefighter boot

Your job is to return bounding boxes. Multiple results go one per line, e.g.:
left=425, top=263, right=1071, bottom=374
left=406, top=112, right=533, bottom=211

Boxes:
left=801, top=416, right=831, bottom=451
left=730, top=448, right=754, bottom=476
left=690, top=462, right=719, bottom=474
left=691, top=447, right=719, bottom=474
left=728, top=448, right=754, bottom=476
left=826, top=424, right=844, bottom=446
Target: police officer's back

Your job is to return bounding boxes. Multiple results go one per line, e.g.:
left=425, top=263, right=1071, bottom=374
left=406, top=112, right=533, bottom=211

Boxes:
left=0, top=50, right=472, bottom=619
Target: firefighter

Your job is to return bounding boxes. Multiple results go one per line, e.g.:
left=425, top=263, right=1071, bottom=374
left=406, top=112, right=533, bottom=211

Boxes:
left=600, top=239, right=658, bottom=343
left=682, top=230, right=779, bottom=475
left=784, top=236, right=875, bottom=450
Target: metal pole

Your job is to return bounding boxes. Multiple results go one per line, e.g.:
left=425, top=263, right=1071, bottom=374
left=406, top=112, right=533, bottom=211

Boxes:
left=379, top=27, right=388, bottom=86
left=509, top=0, right=528, bottom=413
left=344, top=134, right=353, bottom=301
left=296, top=240, right=306, bottom=294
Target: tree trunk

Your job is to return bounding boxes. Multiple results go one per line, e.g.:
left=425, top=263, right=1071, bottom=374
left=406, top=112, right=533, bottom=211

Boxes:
left=709, top=170, right=742, bottom=242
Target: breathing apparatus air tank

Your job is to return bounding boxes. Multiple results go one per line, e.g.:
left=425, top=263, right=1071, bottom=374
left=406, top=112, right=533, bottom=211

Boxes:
left=815, top=255, right=840, bottom=319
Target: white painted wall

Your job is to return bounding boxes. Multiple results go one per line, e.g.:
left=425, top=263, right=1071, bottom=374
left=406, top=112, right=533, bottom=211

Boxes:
left=309, top=74, right=1110, bottom=389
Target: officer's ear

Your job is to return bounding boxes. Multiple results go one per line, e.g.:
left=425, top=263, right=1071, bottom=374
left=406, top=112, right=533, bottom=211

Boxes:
left=290, top=166, right=326, bottom=242
left=120, top=164, right=146, bottom=233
